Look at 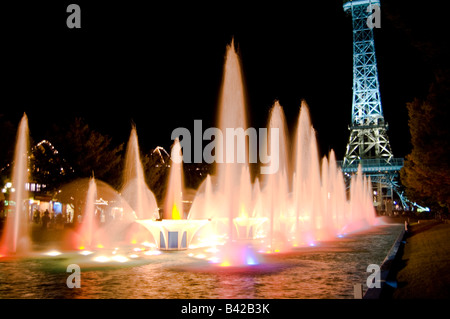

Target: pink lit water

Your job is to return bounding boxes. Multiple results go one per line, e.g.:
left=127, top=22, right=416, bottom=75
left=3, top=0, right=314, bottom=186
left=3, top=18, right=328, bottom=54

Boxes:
left=0, top=224, right=402, bottom=298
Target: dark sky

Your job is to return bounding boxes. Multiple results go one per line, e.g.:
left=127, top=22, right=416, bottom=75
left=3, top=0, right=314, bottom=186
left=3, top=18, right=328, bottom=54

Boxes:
left=1, top=1, right=446, bottom=161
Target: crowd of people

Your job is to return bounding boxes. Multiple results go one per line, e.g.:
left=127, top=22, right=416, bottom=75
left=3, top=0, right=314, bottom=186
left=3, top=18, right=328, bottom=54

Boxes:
left=33, top=209, right=68, bottom=230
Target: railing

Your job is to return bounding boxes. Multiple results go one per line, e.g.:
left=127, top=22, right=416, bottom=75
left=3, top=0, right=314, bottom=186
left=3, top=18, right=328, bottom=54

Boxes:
left=337, top=158, right=404, bottom=173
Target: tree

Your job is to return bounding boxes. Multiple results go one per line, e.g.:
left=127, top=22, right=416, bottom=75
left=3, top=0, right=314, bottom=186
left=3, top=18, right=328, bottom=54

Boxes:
left=29, top=140, right=73, bottom=192
left=400, top=77, right=450, bottom=212
left=52, top=118, right=124, bottom=189
left=384, top=1, right=450, bottom=212
left=142, top=147, right=169, bottom=206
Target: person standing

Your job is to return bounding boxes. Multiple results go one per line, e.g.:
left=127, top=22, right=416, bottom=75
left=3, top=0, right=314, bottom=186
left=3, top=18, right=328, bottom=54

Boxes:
left=41, top=210, right=50, bottom=230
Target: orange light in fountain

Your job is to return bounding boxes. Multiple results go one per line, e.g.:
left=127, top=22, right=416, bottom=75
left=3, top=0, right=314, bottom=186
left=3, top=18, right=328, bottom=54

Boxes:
left=239, top=205, right=248, bottom=219
left=97, top=244, right=104, bottom=249
left=164, top=138, right=184, bottom=220
left=172, top=203, right=181, bottom=220
left=220, top=260, right=231, bottom=267
left=79, top=246, right=85, bottom=250
left=131, top=239, right=137, bottom=244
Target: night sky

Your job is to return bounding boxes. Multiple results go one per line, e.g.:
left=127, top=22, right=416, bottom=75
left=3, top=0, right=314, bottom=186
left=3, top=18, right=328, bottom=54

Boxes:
left=1, top=1, right=446, bottom=161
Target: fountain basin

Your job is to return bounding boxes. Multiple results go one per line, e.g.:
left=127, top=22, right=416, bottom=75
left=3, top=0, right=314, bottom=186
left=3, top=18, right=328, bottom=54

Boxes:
left=136, top=219, right=209, bottom=250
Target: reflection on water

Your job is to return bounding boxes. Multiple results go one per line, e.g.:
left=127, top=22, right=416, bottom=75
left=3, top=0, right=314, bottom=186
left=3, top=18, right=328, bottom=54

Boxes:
left=0, top=224, right=402, bottom=299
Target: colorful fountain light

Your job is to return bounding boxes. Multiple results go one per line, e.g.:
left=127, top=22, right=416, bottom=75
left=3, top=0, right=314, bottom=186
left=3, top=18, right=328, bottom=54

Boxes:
left=121, top=126, right=159, bottom=220
left=188, top=39, right=377, bottom=260
left=136, top=138, right=209, bottom=250
left=0, top=114, right=31, bottom=256
left=0, top=40, right=377, bottom=266
left=74, top=177, right=98, bottom=250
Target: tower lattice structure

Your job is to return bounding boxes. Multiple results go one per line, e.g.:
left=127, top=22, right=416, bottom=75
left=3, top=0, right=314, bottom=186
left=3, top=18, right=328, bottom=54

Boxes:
left=343, top=0, right=392, bottom=165
left=339, top=0, right=408, bottom=211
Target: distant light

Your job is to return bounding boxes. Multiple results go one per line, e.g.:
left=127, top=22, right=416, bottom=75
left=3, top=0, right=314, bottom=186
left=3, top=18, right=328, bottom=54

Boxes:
left=93, top=256, right=110, bottom=263
left=220, top=261, right=231, bottom=267
left=208, top=257, right=220, bottom=263
left=111, top=255, right=128, bottom=263
left=337, top=234, right=344, bottom=238
left=129, top=254, right=139, bottom=259
left=6, top=182, right=12, bottom=188
left=309, top=242, right=316, bottom=247
left=246, top=257, right=258, bottom=265
left=144, top=250, right=162, bottom=256
left=44, top=250, right=62, bottom=257
left=79, top=250, right=93, bottom=256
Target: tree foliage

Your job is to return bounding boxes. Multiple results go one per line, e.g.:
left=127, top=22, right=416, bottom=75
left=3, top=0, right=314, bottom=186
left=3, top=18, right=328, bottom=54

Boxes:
left=401, top=75, right=450, bottom=211
left=52, top=118, right=124, bottom=189
left=29, top=141, right=73, bottom=192
left=142, top=148, right=169, bottom=206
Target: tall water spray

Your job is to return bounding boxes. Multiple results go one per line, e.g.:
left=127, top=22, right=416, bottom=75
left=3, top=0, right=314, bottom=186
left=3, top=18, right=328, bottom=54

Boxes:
left=260, top=102, right=290, bottom=248
left=215, top=40, right=254, bottom=240
left=164, top=138, right=184, bottom=220
left=188, top=41, right=377, bottom=255
left=76, top=177, right=98, bottom=249
left=0, top=114, right=30, bottom=255
left=121, top=126, right=159, bottom=220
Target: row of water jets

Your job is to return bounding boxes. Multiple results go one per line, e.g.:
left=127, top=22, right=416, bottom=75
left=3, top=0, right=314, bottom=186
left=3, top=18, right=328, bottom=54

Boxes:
left=0, top=41, right=376, bottom=262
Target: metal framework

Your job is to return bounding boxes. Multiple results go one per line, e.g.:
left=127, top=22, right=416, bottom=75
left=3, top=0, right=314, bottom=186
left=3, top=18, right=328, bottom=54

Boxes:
left=343, top=0, right=393, bottom=165
left=340, top=0, right=408, bottom=211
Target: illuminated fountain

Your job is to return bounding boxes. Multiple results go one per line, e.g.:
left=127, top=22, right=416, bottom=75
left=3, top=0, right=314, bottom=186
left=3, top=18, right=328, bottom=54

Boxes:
left=257, top=101, right=290, bottom=251
left=0, top=40, right=377, bottom=268
left=0, top=114, right=31, bottom=256
left=188, top=40, right=377, bottom=264
left=121, top=126, right=159, bottom=220
left=58, top=177, right=138, bottom=251
left=190, top=41, right=268, bottom=247
left=136, top=139, right=209, bottom=250
left=75, top=177, right=98, bottom=249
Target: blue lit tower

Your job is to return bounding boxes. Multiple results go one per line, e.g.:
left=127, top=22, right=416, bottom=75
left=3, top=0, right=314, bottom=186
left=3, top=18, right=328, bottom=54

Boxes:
left=339, top=0, right=406, bottom=211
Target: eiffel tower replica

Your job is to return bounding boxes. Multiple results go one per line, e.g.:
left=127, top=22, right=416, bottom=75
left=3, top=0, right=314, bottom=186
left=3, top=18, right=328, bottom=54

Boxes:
left=338, top=0, right=406, bottom=213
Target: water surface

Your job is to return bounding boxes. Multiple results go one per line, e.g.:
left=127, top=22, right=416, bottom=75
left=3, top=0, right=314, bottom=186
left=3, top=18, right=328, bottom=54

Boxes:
left=0, top=224, right=402, bottom=299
